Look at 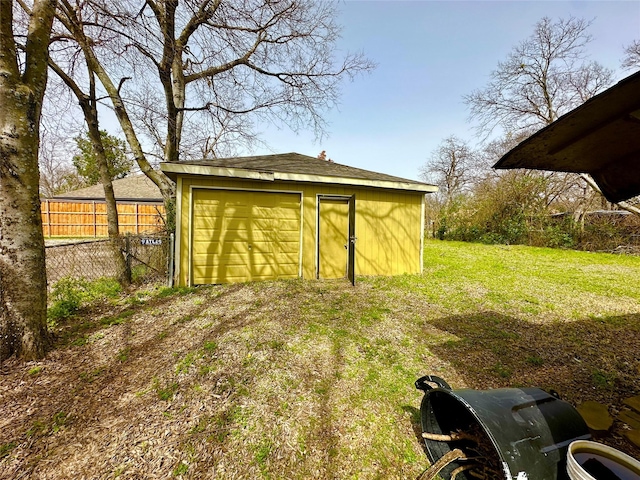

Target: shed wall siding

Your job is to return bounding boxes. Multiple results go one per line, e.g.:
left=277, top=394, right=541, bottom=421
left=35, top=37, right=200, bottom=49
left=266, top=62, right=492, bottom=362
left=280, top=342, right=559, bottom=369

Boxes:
left=176, top=176, right=423, bottom=286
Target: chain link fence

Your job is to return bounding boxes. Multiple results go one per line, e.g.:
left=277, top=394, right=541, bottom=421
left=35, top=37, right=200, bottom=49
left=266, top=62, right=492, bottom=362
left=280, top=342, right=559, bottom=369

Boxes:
left=45, top=233, right=173, bottom=289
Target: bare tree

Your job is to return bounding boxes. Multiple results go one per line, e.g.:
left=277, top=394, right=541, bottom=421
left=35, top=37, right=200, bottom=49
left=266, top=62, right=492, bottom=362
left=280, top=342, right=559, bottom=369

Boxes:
left=464, top=16, right=640, bottom=216
left=47, top=59, right=130, bottom=284
left=39, top=124, right=83, bottom=197
left=622, top=39, right=640, bottom=71
left=17, top=0, right=131, bottom=285
left=1, top=0, right=57, bottom=361
left=124, top=0, right=373, bottom=160
left=476, top=132, right=591, bottom=213
left=53, top=0, right=176, bottom=205
left=38, top=80, right=85, bottom=196
left=465, top=16, right=614, bottom=137
left=53, top=0, right=374, bottom=210
left=420, top=136, right=476, bottom=203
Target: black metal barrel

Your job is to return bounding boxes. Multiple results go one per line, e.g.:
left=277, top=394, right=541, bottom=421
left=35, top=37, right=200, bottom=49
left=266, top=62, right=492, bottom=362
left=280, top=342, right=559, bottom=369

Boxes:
left=415, top=375, right=591, bottom=480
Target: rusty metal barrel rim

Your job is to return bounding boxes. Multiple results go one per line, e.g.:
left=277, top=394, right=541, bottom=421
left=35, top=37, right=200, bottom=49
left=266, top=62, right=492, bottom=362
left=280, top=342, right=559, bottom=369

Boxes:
left=415, top=375, right=591, bottom=480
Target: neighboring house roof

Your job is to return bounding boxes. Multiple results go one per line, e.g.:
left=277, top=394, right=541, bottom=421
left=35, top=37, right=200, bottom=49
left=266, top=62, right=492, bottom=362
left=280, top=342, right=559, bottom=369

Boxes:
left=551, top=210, right=634, bottom=218
left=161, top=152, right=437, bottom=193
left=494, top=70, right=640, bottom=203
left=51, top=175, right=163, bottom=202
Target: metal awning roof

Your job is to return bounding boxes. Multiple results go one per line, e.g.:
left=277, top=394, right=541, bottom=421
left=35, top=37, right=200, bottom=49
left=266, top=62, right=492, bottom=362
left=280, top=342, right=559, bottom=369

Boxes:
left=494, top=70, right=640, bottom=203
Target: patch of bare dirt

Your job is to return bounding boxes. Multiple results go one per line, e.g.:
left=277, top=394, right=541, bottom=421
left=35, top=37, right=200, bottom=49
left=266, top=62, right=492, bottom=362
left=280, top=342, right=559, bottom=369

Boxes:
left=1, top=279, right=639, bottom=479
left=424, top=309, right=640, bottom=458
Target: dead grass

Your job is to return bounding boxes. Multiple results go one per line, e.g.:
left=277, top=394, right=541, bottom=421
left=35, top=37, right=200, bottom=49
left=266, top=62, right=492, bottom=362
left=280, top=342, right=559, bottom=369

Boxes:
left=1, top=240, right=640, bottom=479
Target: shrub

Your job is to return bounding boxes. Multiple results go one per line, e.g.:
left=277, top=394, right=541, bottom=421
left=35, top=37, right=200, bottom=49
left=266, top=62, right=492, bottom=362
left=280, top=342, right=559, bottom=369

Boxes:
left=542, top=224, right=576, bottom=249
left=47, top=277, right=122, bottom=323
left=131, top=264, right=150, bottom=283
left=48, top=277, right=88, bottom=321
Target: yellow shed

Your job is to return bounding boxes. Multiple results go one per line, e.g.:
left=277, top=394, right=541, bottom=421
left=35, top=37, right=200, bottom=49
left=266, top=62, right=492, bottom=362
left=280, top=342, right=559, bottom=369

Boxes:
left=161, top=153, right=437, bottom=286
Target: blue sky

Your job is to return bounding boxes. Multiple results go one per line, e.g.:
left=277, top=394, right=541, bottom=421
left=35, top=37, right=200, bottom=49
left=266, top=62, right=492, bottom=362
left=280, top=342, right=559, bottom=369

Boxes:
left=253, top=1, right=640, bottom=182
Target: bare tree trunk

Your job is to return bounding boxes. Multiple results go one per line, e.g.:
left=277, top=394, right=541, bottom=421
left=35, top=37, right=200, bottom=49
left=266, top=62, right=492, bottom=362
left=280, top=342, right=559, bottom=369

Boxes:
left=0, top=0, right=57, bottom=361
left=54, top=0, right=176, bottom=203
left=48, top=53, right=130, bottom=286
left=580, top=173, right=640, bottom=216
left=88, top=55, right=176, bottom=201
left=0, top=90, right=50, bottom=360
left=85, top=112, right=130, bottom=286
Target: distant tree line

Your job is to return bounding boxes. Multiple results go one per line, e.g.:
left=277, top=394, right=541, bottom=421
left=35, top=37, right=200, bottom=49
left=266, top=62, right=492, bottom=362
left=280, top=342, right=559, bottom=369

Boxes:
left=421, top=16, right=640, bottom=252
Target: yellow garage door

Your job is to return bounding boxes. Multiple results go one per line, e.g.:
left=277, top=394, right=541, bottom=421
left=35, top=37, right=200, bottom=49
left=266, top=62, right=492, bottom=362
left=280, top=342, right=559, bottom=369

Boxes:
left=191, top=189, right=301, bottom=284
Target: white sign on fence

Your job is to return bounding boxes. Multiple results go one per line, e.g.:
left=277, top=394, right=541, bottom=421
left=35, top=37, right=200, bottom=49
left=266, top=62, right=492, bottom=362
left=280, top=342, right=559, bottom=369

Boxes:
left=141, top=238, right=163, bottom=246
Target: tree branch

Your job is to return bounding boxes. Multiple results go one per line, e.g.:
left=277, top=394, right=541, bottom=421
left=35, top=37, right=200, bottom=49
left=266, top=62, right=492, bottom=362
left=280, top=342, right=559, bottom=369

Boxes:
left=0, top=0, right=20, bottom=81
left=23, top=0, right=58, bottom=89
left=177, top=0, right=220, bottom=49
left=580, top=173, right=640, bottom=216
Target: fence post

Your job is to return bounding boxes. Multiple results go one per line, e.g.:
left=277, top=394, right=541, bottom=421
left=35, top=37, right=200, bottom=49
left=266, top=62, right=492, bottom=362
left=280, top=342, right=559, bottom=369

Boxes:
left=45, top=199, right=51, bottom=237
left=167, top=232, right=175, bottom=287
left=125, top=234, right=132, bottom=282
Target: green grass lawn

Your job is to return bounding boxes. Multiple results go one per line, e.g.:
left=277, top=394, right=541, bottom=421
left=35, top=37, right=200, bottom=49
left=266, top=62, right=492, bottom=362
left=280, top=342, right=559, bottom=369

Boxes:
left=2, top=240, right=639, bottom=479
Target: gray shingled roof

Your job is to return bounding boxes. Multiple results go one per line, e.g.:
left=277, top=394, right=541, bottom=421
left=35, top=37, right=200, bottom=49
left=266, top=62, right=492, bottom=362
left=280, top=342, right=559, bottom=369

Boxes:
left=52, top=175, right=162, bottom=202
left=164, top=152, right=431, bottom=187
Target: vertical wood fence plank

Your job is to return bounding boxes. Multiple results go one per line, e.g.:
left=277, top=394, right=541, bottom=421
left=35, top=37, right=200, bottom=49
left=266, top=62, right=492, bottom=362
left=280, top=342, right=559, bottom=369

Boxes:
left=45, top=199, right=51, bottom=237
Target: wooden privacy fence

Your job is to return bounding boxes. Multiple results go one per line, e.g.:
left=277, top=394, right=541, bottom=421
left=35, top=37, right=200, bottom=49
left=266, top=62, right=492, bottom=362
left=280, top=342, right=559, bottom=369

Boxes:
left=41, top=199, right=166, bottom=237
